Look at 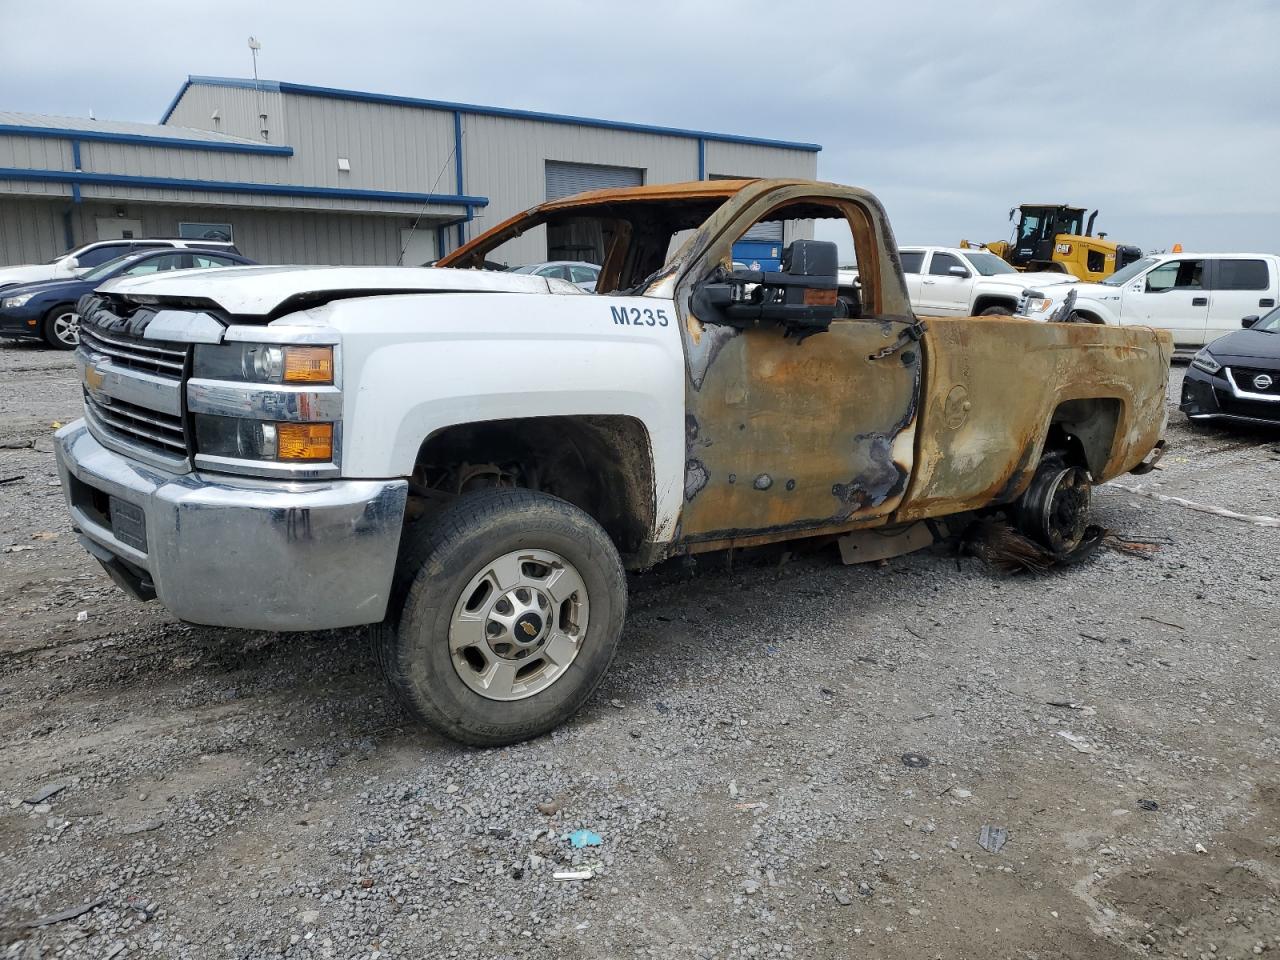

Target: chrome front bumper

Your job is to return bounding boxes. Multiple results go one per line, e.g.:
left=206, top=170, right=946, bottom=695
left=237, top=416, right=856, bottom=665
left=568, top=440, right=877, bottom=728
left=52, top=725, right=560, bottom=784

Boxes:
left=55, top=421, right=408, bottom=631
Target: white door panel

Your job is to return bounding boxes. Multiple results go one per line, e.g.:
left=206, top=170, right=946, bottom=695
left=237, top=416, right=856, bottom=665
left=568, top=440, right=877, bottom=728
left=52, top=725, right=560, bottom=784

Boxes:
left=917, top=251, right=973, bottom=317
left=1123, top=259, right=1209, bottom=347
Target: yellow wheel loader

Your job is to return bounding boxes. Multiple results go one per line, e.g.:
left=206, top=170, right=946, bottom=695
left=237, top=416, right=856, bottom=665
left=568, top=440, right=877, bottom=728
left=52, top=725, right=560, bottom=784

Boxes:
left=962, top=204, right=1142, bottom=283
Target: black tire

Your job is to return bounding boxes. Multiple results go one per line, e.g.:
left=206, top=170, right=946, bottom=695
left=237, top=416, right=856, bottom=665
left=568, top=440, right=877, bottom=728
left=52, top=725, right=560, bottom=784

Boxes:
left=979, top=305, right=1014, bottom=316
left=40, top=304, right=79, bottom=349
left=374, top=488, right=627, bottom=746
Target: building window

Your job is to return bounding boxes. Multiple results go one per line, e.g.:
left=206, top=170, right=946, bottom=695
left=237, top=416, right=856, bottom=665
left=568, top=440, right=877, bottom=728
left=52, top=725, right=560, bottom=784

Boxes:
left=179, top=222, right=234, bottom=242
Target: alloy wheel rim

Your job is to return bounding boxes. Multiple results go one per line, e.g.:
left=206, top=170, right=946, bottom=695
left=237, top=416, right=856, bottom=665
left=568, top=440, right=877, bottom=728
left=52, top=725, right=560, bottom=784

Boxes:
left=449, top=548, right=589, bottom=701
left=53, top=311, right=80, bottom=346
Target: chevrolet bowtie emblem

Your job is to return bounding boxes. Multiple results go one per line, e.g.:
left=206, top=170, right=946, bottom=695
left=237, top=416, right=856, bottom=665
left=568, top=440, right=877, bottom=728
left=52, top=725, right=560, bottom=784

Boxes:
left=520, top=621, right=538, bottom=637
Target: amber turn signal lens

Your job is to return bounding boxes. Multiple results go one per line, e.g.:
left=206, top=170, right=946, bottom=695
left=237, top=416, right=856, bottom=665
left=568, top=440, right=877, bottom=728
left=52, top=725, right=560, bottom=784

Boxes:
left=276, top=422, right=333, bottom=461
left=283, top=346, right=334, bottom=384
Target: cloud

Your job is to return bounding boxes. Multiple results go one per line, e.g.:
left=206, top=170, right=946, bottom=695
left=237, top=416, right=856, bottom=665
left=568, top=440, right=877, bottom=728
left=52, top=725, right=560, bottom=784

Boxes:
left=4, top=0, right=1277, bottom=252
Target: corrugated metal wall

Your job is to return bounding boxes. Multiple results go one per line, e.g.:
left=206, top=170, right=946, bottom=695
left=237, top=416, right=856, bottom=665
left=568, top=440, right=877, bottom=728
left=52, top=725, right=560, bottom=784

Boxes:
left=2, top=81, right=820, bottom=268
left=0, top=196, right=411, bottom=266
left=0, top=197, right=69, bottom=264
left=460, top=112, right=705, bottom=264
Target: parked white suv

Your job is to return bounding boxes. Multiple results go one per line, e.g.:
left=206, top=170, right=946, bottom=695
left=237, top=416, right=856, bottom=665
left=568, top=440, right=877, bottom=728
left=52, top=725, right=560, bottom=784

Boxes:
left=0, top=238, right=241, bottom=292
left=1017, top=253, right=1280, bottom=349
left=899, top=246, right=1078, bottom=317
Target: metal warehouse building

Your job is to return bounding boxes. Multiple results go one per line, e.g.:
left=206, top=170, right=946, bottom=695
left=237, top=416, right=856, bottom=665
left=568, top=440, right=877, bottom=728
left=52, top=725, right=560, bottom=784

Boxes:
left=0, top=76, right=820, bottom=269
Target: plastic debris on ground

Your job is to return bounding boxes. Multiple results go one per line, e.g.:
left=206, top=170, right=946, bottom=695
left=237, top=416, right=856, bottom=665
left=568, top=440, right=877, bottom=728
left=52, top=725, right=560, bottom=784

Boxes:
left=978, top=824, right=1009, bottom=854
left=565, top=829, right=602, bottom=848
left=553, top=868, right=594, bottom=882
left=1056, top=730, right=1098, bottom=754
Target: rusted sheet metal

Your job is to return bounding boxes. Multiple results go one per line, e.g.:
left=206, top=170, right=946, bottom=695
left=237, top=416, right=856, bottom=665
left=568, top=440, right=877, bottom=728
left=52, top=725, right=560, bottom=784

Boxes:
left=438, top=180, right=757, bottom=270
left=671, top=182, right=920, bottom=547
left=892, top=317, right=1172, bottom=523
left=676, top=318, right=922, bottom=544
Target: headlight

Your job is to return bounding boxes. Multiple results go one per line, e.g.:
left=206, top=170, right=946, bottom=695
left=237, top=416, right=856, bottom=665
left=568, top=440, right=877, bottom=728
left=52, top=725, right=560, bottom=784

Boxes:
left=193, top=342, right=334, bottom=384
left=1191, top=349, right=1221, bottom=375
left=194, top=416, right=334, bottom=462
left=2, top=293, right=34, bottom=309
left=1025, top=296, right=1054, bottom=314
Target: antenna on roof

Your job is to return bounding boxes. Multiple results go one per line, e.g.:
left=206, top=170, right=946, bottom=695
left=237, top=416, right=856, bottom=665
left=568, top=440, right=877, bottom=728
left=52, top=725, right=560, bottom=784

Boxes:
left=248, top=36, right=262, bottom=81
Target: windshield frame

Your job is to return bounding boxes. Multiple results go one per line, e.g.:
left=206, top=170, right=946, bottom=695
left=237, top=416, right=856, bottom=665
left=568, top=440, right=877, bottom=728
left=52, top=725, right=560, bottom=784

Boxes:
left=1101, top=256, right=1158, bottom=287
left=1254, top=305, right=1280, bottom=333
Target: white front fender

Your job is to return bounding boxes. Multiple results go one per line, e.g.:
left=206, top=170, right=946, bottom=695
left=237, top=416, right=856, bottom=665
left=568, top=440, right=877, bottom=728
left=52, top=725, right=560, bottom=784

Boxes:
left=313, top=292, right=688, bottom=542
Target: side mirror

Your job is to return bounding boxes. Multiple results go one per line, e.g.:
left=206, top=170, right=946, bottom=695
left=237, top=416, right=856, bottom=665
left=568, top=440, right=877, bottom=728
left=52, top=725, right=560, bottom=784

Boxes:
left=1242, top=315, right=1260, bottom=328
left=692, top=239, right=840, bottom=338
left=948, top=265, right=970, bottom=278
left=64, top=256, right=81, bottom=271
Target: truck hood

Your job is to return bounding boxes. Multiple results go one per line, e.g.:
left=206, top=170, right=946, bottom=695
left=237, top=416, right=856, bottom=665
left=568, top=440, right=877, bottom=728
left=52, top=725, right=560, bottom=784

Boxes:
left=981, top=270, right=1079, bottom=289
left=96, top=265, right=585, bottom=316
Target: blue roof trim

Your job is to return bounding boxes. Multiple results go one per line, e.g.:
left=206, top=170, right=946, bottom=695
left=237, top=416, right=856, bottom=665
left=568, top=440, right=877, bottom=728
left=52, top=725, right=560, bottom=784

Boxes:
left=159, top=75, right=283, bottom=123
left=172, top=75, right=823, bottom=153
left=0, top=167, right=487, bottom=207
left=0, top=123, right=293, bottom=156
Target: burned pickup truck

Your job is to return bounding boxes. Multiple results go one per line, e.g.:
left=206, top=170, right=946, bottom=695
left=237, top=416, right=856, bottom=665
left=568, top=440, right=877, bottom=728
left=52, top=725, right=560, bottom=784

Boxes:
left=56, top=179, right=1171, bottom=745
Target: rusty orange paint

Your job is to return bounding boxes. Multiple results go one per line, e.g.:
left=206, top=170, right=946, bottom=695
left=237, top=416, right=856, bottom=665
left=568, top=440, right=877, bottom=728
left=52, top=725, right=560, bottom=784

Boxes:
left=431, top=176, right=1171, bottom=558
left=893, top=316, right=1171, bottom=523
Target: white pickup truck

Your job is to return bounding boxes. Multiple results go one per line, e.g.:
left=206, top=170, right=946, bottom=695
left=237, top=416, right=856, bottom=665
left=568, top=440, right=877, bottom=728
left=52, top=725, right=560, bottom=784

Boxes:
left=840, top=245, right=1076, bottom=318
left=1016, top=252, right=1280, bottom=349
left=55, top=178, right=1171, bottom=746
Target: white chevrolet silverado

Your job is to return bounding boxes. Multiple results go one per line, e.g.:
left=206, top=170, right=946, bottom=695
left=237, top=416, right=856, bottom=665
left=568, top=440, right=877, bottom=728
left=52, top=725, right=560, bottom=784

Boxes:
left=57, top=179, right=1171, bottom=745
left=839, top=245, right=1076, bottom=318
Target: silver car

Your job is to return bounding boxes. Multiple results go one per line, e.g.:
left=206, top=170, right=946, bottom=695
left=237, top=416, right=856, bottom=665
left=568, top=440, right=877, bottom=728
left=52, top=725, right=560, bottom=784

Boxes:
left=509, top=261, right=600, bottom=291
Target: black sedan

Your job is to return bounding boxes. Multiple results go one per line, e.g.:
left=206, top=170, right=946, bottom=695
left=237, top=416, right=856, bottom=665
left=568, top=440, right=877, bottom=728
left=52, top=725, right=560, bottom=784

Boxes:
left=0, top=248, right=255, bottom=349
left=1181, top=308, right=1280, bottom=426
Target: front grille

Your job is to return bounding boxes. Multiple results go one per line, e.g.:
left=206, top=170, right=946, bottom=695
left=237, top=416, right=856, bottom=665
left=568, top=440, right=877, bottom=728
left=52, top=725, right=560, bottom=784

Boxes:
left=1228, top=366, right=1280, bottom=397
left=1218, top=395, right=1280, bottom=422
left=83, top=389, right=188, bottom=457
left=79, top=326, right=187, bottom=380
left=77, top=295, right=194, bottom=465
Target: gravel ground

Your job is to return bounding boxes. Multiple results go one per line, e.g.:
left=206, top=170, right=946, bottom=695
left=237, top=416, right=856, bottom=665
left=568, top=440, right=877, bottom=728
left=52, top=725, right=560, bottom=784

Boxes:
left=1, top=340, right=1278, bottom=959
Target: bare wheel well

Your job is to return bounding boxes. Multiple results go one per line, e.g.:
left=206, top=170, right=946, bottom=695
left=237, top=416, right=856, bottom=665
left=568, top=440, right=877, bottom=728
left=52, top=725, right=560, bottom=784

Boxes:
left=411, top=415, right=656, bottom=558
left=1046, top=398, right=1122, bottom=477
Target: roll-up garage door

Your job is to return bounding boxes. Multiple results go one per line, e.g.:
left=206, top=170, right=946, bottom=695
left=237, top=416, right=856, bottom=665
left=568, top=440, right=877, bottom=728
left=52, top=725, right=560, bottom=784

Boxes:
left=545, top=161, right=644, bottom=201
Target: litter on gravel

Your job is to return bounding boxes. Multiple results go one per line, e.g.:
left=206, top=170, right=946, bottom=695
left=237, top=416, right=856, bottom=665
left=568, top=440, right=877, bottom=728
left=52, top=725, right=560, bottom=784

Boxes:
left=978, top=825, right=1009, bottom=854
left=1057, top=731, right=1099, bottom=754
left=566, top=829, right=603, bottom=848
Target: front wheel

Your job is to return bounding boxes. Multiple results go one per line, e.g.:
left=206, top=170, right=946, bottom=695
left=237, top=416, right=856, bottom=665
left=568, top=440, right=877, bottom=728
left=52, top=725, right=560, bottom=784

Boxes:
left=41, top=305, right=79, bottom=349
left=979, top=305, right=1013, bottom=316
left=374, top=489, right=627, bottom=746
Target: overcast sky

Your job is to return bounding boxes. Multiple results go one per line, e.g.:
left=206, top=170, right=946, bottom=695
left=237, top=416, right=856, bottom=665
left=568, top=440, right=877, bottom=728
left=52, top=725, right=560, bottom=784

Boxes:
left=5, top=0, right=1278, bottom=255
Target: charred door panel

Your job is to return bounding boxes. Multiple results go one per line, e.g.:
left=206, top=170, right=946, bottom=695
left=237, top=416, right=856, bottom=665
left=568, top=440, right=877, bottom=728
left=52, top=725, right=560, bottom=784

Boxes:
left=678, top=317, right=922, bottom=543
left=895, top=317, right=1171, bottom=523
